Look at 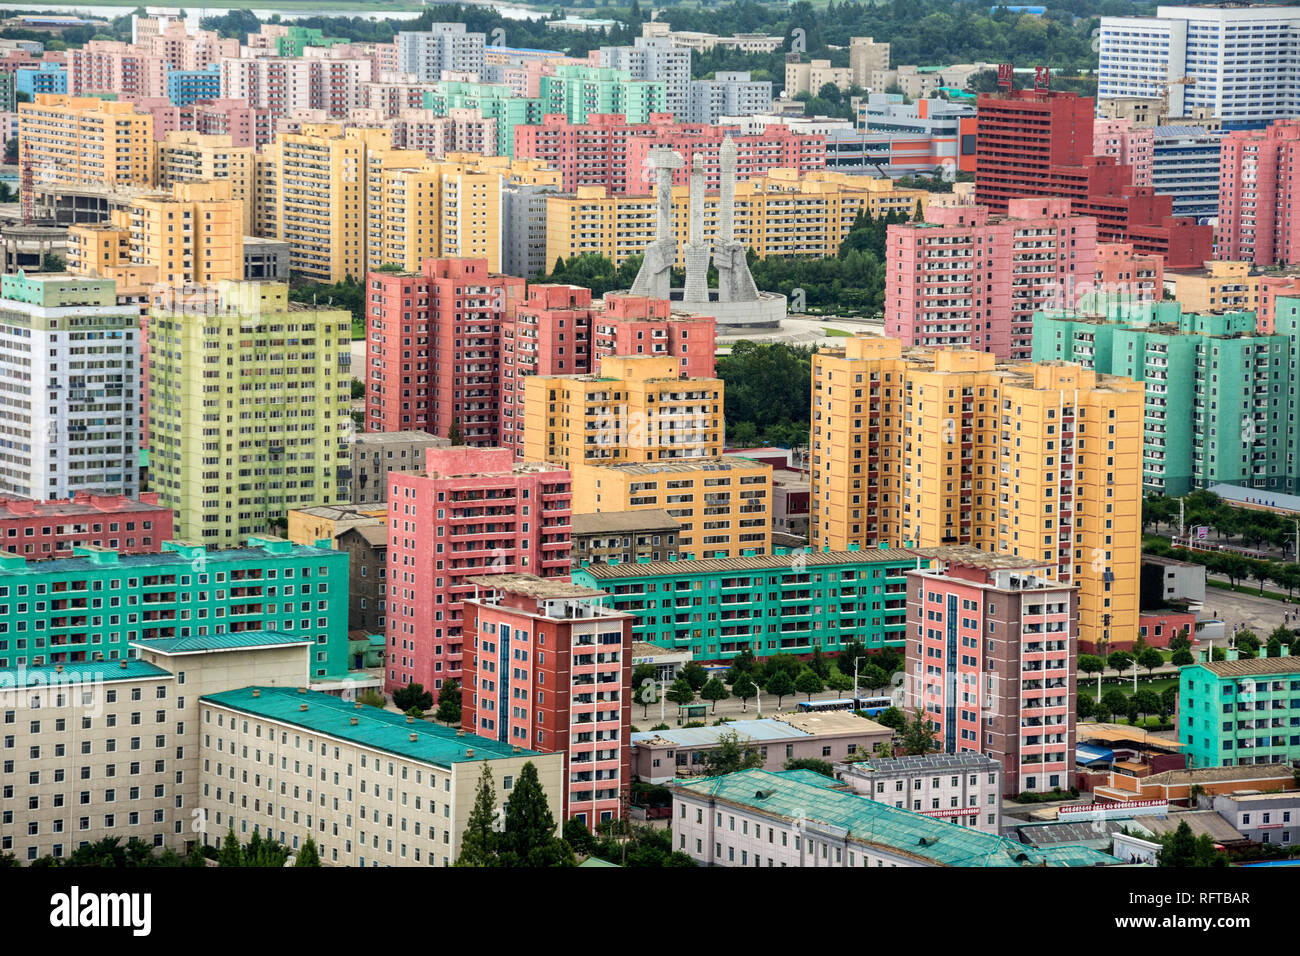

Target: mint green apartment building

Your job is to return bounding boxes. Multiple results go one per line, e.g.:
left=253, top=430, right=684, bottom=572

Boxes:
left=422, top=81, right=545, bottom=156
left=538, top=65, right=665, bottom=125
left=0, top=537, right=350, bottom=680
left=570, top=546, right=925, bottom=661
left=1179, top=653, right=1300, bottom=769
left=1033, top=297, right=1292, bottom=496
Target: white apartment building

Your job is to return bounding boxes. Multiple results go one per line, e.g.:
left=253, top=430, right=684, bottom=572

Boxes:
left=832, top=752, right=1003, bottom=832
left=687, top=71, right=772, bottom=124
left=397, top=24, right=486, bottom=83
left=0, top=273, right=139, bottom=501
left=599, top=37, right=691, bottom=119
left=1098, top=5, right=1300, bottom=127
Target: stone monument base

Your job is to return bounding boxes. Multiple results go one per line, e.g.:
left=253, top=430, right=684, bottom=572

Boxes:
left=664, top=290, right=786, bottom=331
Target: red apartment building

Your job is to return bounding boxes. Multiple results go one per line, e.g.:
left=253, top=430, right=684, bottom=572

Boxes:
left=975, top=89, right=1211, bottom=268
left=366, top=258, right=526, bottom=444
left=385, top=447, right=572, bottom=692
left=512, top=112, right=825, bottom=195
left=1218, top=119, right=1300, bottom=268
left=0, top=493, right=174, bottom=558
left=462, top=574, right=633, bottom=827
left=905, top=550, right=1078, bottom=797
left=498, top=288, right=717, bottom=457
left=1092, top=241, right=1164, bottom=301
left=885, top=197, right=1097, bottom=361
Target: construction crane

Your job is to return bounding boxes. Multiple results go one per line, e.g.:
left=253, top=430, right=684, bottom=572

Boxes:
left=1160, top=75, right=1197, bottom=121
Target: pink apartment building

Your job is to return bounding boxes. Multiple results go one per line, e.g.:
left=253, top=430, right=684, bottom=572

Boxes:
left=885, top=198, right=1098, bottom=361
left=347, top=107, right=495, bottom=156
left=1218, top=119, right=1300, bottom=267
left=366, top=258, right=526, bottom=444
left=1091, top=241, right=1164, bottom=301
left=385, top=447, right=573, bottom=691
left=219, top=55, right=373, bottom=120
left=498, top=288, right=716, bottom=457
left=512, top=112, right=825, bottom=195
left=1092, top=119, right=1153, bottom=189
left=0, top=493, right=174, bottom=558
left=1258, top=274, right=1300, bottom=334
left=462, top=574, right=633, bottom=827
left=67, top=41, right=164, bottom=98
left=905, top=550, right=1078, bottom=797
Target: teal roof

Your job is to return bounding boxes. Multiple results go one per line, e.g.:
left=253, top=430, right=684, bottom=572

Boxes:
left=0, top=659, right=172, bottom=686
left=578, top=856, right=620, bottom=867
left=201, top=686, right=542, bottom=769
left=134, top=631, right=311, bottom=655
left=677, top=770, right=1113, bottom=867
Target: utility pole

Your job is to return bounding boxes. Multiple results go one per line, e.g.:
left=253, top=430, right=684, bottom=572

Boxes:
left=1132, top=657, right=1138, bottom=694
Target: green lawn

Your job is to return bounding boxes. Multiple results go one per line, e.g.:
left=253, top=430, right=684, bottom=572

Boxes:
left=822, top=327, right=853, bottom=337
left=1075, top=676, right=1178, bottom=700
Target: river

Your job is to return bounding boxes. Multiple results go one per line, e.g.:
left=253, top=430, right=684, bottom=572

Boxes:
left=0, top=2, right=547, bottom=26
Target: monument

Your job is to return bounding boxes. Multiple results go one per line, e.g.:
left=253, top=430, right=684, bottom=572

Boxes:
left=628, top=135, right=785, bottom=330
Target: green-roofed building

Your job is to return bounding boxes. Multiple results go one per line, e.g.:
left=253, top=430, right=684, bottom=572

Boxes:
left=1179, top=653, right=1300, bottom=769
left=1033, top=295, right=1296, bottom=496
left=539, top=64, right=666, bottom=125
left=571, top=547, right=928, bottom=661
left=275, top=26, right=347, bottom=57
left=199, top=685, right=565, bottom=866
left=422, top=81, right=544, bottom=156
left=0, top=536, right=350, bottom=680
left=674, top=769, right=1114, bottom=867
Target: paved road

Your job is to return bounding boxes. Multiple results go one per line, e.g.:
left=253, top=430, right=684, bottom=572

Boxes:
left=1201, top=579, right=1300, bottom=637
left=630, top=683, right=871, bottom=727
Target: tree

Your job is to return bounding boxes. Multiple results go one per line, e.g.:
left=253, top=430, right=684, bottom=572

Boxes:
left=765, top=670, right=795, bottom=709
left=731, top=674, right=757, bottom=712
left=1161, top=685, right=1179, bottom=717
left=1077, top=654, right=1104, bottom=677
left=724, top=648, right=757, bottom=684
left=394, top=682, right=434, bottom=712
left=1107, top=651, right=1135, bottom=673
left=860, top=663, right=889, bottom=694
left=497, top=762, right=574, bottom=867
left=1131, top=689, right=1161, bottom=724
left=218, top=825, right=243, bottom=868
left=631, top=662, right=658, bottom=717
left=1169, top=632, right=1191, bottom=652
left=876, top=706, right=907, bottom=732
left=456, top=762, right=501, bottom=867
left=794, top=668, right=824, bottom=701
left=702, top=730, right=765, bottom=776
left=1235, top=629, right=1260, bottom=658
left=563, top=817, right=596, bottom=856
left=294, top=836, right=321, bottom=867
left=759, top=653, right=802, bottom=686
left=1171, top=648, right=1195, bottom=667
left=810, top=646, right=831, bottom=679
left=1157, top=820, right=1227, bottom=868
left=700, top=677, right=730, bottom=713
left=680, top=660, right=709, bottom=690
left=1138, top=648, right=1164, bottom=678
left=1077, top=694, right=1095, bottom=720
left=358, top=689, right=385, bottom=708
left=435, top=679, right=462, bottom=725
left=1101, top=688, right=1131, bottom=724
left=41, top=254, right=64, bottom=273
left=186, top=843, right=209, bottom=867
left=900, top=708, right=937, bottom=756
left=447, top=417, right=464, bottom=445
left=827, top=671, right=855, bottom=693
left=665, top=677, right=696, bottom=708
left=784, top=757, right=835, bottom=777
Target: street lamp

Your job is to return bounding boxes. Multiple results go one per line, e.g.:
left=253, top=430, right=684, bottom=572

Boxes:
left=852, top=655, right=867, bottom=701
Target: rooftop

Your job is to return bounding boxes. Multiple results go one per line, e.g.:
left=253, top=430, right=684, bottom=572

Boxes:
left=676, top=770, right=1112, bottom=867
left=586, top=456, right=767, bottom=477
left=917, top=544, right=1050, bottom=570
left=0, top=659, right=172, bottom=687
left=570, top=510, right=681, bottom=535
left=465, top=573, right=607, bottom=601
left=577, top=547, right=923, bottom=579
left=838, top=752, right=1001, bottom=775
left=201, top=686, right=540, bottom=768
left=1139, top=764, right=1296, bottom=787
left=632, top=719, right=811, bottom=748
left=351, top=431, right=451, bottom=446
left=1135, top=811, right=1246, bottom=844
left=0, top=493, right=169, bottom=518
left=1193, top=657, right=1300, bottom=678
left=131, top=631, right=311, bottom=656
left=770, top=711, right=890, bottom=736
left=0, top=538, right=337, bottom=576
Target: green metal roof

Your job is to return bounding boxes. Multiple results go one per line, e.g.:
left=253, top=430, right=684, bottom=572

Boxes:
left=577, top=856, right=620, bottom=867
left=201, top=686, right=542, bottom=769
left=0, top=659, right=172, bottom=686
left=676, top=770, right=1113, bottom=867
left=135, top=631, right=311, bottom=655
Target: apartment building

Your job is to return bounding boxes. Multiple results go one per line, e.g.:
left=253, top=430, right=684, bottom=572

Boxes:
left=522, top=355, right=723, bottom=470
left=364, top=257, right=526, bottom=443
left=0, top=493, right=172, bottom=559
left=462, top=574, right=633, bottom=827
left=1094, top=242, right=1164, bottom=301
left=569, top=510, right=680, bottom=567
left=154, top=131, right=255, bottom=234
left=1168, top=260, right=1258, bottom=313
left=1098, top=5, right=1300, bottom=128
left=571, top=547, right=917, bottom=660
left=1218, top=120, right=1300, bottom=267
left=904, top=548, right=1077, bottom=796
left=834, top=752, right=1003, bottom=832
left=1180, top=653, right=1300, bottom=769
left=0, top=272, right=139, bottom=500
left=885, top=198, right=1098, bottom=361
left=396, top=24, right=486, bottom=83
left=1151, top=124, right=1222, bottom=222
left=1093, top=119, right=1153, bottom=188
left=385, top=447, right=572, bottom=691
left=148, top=281, right=352, bottom=548
left=18, top=94, right=153, bottom=188
left=219, top=55, right=373, bottom=122
left=348, top=432, right=450, bottom=507
left=687, top=72, right=771, bottom=125
left=809, top=337, right=1143, bottom=654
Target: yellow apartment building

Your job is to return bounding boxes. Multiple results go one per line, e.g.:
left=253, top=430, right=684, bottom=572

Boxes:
left=545, top=170, right=929, bottom=267
left=18, top=94, right=154, bottom=188
left=154, top=130, right=256, bottom=234
left=571, top=456, right=772, bottom=559
left=1167, top=260, right=1259, bottom=313
left=522, top=354, right=723, bottom=469
left=810, top=335, right=1143, bottom=652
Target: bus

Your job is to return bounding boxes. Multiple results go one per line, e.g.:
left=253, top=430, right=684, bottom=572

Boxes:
left=795, top=696, right=895, bottom=714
